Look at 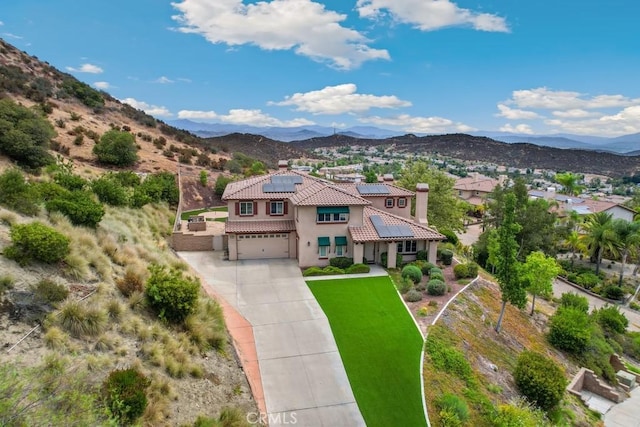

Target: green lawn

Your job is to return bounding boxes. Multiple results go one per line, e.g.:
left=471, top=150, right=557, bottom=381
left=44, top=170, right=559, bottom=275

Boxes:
left=180, top=206, right=227, bottom=220
left=307, top=276, right=426, bottom=427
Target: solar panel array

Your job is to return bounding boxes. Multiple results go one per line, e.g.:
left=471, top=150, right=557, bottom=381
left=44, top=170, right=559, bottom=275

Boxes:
left=272, top=175, right=303, bottom=184
left=356, top=184, right=390, bottom=195
left=370, top=215, right=414, bottom=238
left=262, top=183, right=296, bottom=193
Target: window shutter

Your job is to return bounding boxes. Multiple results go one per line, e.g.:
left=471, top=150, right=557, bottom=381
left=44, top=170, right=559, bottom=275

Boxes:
left=253, top=201, right=257, bottom=216
left=235, top=202, right=239, bottom=215
left=284, top=202, right=288, bottom=214
left=266, top=201, right=270, bottom=216
left=392, top=198, right=396, bottom=207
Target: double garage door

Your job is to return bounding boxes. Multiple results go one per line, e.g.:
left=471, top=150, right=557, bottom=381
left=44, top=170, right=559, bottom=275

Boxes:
left=237, top=233, right=289, bottom=259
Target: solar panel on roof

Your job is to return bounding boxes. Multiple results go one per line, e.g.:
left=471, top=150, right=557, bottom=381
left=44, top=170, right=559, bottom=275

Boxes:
left=370, top=215, right=414, bottom=238
left=357, top=184, right=390, bottom=195
left=271, top=175, right=303, bottom=184
left=262, top=183, right=296, bottom=193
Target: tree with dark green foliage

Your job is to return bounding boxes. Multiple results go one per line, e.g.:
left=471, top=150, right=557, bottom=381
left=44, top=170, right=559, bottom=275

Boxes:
left=514, top=351, right=567, bottom=411
left=0, top=168, right=40, bottom=215
left=93, top=129, right=138, bottom=166
left=495, top=193, right=526, bottom=333
left=0, top=98, right=55, bottom=168
left=593, top=306, right=628, bottom=335
left=214, top=175, right=232, bottom=196
left=4, top=222, right=70, bottom=265
left=548, top=306, right=591, bottom=354
left=60, top=78, right=104, bottom=109
left=53, top=172, right=87, bottom=191
left=102, top=368, right=150, bottom=425
left=137, top=172, right=179, bottom=205
left=92, top=176, right=128, bottom=206
left=145, top=264, right=200, bottom=323
left=582, top=212, right=616, bottom=275
left=46, top=191, right=105, bottom=227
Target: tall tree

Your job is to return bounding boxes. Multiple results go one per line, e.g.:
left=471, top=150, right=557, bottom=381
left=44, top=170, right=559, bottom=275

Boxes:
left=611, top=219, right=640, bottom=286
left=398, top=160, right=466, bottom=231
left=564, top=230, right=586, bottom=268
left=520, top=251, right=561, bottom=315
left=581, top=212, right=616, bottom=275
left=555, top=172, right=584, bottom=196
left=495, top=193, right=526, bottom=333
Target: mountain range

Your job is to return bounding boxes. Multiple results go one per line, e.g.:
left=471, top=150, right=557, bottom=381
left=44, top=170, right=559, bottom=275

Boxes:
left=169, top=119, right=640, bottom=155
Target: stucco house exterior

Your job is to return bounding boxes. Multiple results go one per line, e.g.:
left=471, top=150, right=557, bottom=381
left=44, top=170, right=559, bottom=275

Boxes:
left=222, top=163, right=444, bottom=268
left=454, top=173, right=504, bottom=207
left=529, top=190, right=636, bottom=221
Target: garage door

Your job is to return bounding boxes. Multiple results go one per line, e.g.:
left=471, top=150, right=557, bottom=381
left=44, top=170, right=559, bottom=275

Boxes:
left=237, top=233, right=289, bottom=259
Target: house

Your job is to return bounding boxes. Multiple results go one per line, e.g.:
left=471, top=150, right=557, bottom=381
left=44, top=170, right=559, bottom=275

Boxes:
left=528, top=190, right=636, bottom=221
left=453, top=173, right=504, bottom=206
left=222, top=162, right=444, bottom=268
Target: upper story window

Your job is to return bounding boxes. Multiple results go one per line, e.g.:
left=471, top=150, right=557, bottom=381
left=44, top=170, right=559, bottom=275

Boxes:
left=239, top=201, right=254, bottom=216
left=385, top=198, right=394, bottom=208
left=398, top=198, right=407, bottom=208
left=317, top=207, right=349, bottom=223
left=270, top=201, right=284, bottom=215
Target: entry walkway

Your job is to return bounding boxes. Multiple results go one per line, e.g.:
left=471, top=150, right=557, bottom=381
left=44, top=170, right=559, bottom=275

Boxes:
left=178, top=252, right=365, bottom=427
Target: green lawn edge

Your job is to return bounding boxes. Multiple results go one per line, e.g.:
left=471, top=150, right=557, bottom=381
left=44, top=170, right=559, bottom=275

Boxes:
left=307, top=276, right=426, bottom=427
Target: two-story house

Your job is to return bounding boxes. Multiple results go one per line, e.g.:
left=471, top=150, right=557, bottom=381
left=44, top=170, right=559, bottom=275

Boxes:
left=222, top=162, right=444, bottom=268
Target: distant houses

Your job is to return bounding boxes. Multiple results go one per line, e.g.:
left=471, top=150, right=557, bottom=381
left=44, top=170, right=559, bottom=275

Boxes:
left=528, top=189, right=636, bottom=221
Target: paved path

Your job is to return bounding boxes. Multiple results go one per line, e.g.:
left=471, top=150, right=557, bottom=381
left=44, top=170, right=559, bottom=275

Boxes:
left=552, top=279, right=640, bottom=332
left=178, top=252, right=365, bottom=427
left=605, top=386, right=640, bottom=426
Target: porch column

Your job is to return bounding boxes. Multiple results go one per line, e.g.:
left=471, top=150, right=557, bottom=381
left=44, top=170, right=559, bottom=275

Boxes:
left=428, top=240, right=438, bottom=265
left=353, top=242, right=364, bottom=264
left=387, top=241, right=398, bottom=269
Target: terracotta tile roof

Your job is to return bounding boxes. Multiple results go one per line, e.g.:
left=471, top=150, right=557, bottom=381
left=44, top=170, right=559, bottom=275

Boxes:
left=349, top=206, right=445, bottom=242
left=222, top=170, right=329, bottom=201
left=290, top=181, right=370, bottom=206
left=225, top=220, right=296, bottom=233
left=335, top=183, right=414, bottom=197
left=454, top=176, right=498, bottom=193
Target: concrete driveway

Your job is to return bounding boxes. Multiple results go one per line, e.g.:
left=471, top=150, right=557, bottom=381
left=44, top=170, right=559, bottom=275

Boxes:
left=178, top=251, right=365, bottom=427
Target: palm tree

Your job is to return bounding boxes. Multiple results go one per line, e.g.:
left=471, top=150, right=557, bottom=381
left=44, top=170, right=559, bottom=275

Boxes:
left=612, top=219, right=640, bottom=286
left=555, top=172, right=584, bottom=196
left=581, top=212, right=616, bottom=275
left=564, top=230, right=586, bottom=268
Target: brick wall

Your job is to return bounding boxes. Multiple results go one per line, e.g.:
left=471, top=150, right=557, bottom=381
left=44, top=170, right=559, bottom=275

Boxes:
left=567, top=368, right=624, bottom=403
left=171, top=232, right=213, bottom=251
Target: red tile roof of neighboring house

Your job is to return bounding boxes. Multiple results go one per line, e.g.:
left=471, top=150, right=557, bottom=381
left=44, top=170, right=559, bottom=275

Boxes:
left=349, top=206, right=445, bottom=242
left=335, top=183, right=414, bottom=197
left=454, top=175, right=499, bottom=193
left=225, top=220, right=296, bottom=233
left=290, top=181, right=370, bottom=206
left=222, top=170, right=328, bottom=201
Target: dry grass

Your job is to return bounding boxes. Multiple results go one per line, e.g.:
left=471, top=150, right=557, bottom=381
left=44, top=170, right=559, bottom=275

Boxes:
left=0, top=209, right=19, bottom=226
left=58, top=300, right=107, bottom=337
left=116, top=264, right=147, bottom=297
left=44, top=326, right=69, bottom=350
left=185, top=298, right=227, bottom=352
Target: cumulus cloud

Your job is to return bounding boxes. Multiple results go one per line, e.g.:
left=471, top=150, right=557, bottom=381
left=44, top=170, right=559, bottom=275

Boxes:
left=66, top=63, right=103, bottom=74
left=499, top=123, right=534, bottom=134
left=178, top=109, right=314, bottom=127
left=93, top=81, right=110, bottom=90
left=270, top=83, right=411, bottom=115
left=2, top=32, right=23, bottom=39
left=508, top=87, right=640, bottom=110
left=154, top=76, right=174, bottom=84
left=551, top=109, right=599, bottom=119
left=545, top=105, right=640, bottom=136
left=356, top=0, right=508, bottom=32
left=121, top=98, right=173, bottom=117
left=171, top=0, right=389, bottom=69
left=496, top=104, right=540, bottom=120
left=359, top=113, right=475, bottom=134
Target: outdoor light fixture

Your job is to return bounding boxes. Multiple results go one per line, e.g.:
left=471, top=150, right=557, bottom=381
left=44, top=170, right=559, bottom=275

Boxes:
left=307, top=241, right=310, bottom=246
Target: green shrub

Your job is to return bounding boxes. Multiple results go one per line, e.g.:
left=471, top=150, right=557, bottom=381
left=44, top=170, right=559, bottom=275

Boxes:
left=401, top=265, right=423, bottom=284
left=404, top=289, right=423, bottom=302
left=594, top=306, right=628, bottom=334
left=53, top=173, right=87, bottom=191
left=102, top=368, right=150, bottom=425
left=426, top=333, right=473, bottom=381
left=214, top=175, right=232, bottom=196
left=59, top=300, right=107, bottom=337
left=415, top=282, right=427, bottom=292
left=420, top=262, right=435, bottom=275
left=513, top=351, right=567, bottom=411
left=0, top=168, right=40, bottom=215
left=397, top=277, right=412, bottom=294
left=440, top=229, right=459, bottom=245
left=135, top=172, right=179, bottom=206
left=321, top=266, right=345, bottom=275
left=329, top=257, right=354, bottom=269
left=380, top=251, right=403, bottom=268
left=416, top=250, right=428, bottom=261
left=436, top=393, right=469, bottom=425
left=302, top=267, right=325, bottom=277
left=145, top=264, right=200, bottom=323
left=493, top=399, right=550, bottom=427
left=61, top=79, right=104, bottom=109
left=427, top=279, right=447, bottom=296
left=32, top=279, right=68, bottom=303
left=630, top=302, right=640, bottom=311
left=548, top=307, right=591, bottom=354
left=4, top=222, right=70, bottom=265
left=621, top=332, right=640, bottom=360
left=430, top=267, right=443, bottom=276
left=453, top=263, right=468, bottom=279
left=0, top=275, right=14, bottom=294
left=46, top=191, right=104, bottom=227
left=93, top=129, right=138, bottom=166
left=345, top=263, right=370, bottom=274
left=575, top=272, right=601, bottom=289
left=559, top=293, right=589, bottom=313
left=602, top=285, right=625, bottom=301
left=441, top=249, right=454, bottom=265
left=430, top=271, right=445, bottom=282
left=92, top=176, right=128, bottom=206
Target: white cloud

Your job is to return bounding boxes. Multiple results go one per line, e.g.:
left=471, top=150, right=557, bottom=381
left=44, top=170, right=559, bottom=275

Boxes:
left=0, top=21, right=4, bottom=26
left=359, top=114, right=475, bottom=134
left=93, top=81, right=110, bottom=90
left=545, top=105, right=640, bottom=136
left=171, top=0, right=389, bottom=69
left=551, top=109, right=599, bottom=119
left=499, top=123, right=534, bottom=134
left=177, top=77, right=192, bottom=83
left=66, top=63, right=104, bottom=74
left=270, top=83, right=411, bottom=115
left=154, top=76, right=174, bottom=84
left=2, top=32, right=23, bottom=39
left=508, top=87, right=640, bottom=110
left=496, top=104, right=540, bottom=120
left=121, top=98, right=173, bottom=117
left=178, top=109, right=314, bottom=127
left=356, top=0, right=508, bottom=32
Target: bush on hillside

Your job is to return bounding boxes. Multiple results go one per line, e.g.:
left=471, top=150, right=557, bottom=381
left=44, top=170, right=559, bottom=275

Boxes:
left=559, top=293, right=589, bottom=313
left=145, top=265, right=200, bottom=323
left=32, top=279, right=68, bottom=304
left=214, top=175, right=232, bottom=196
left=548, top=307, right=591, bottom=354
left=53, top=173, right=87, bottom=191
left=420, top=262, right=435, bottom=275
left=603, top=285, right=625, bottom=301
left=60, top=79, right=105, bottom=109
left=513, top=351, right=567, bottom=411
left=0, top=168, right=40, bottom=215
left=92, top=176, right=128, bottom=206
left=93, top=129, right=138, bottom=166
left=435, top=393, right=469, bottom=425
left=4, top=222, right=70, bottom=265
left=404, top=289, right=423, bottom=302
left=46, top=191, right=105, bottom=228
left=329, top=257, right=354, bottom=269
left=102, top=368, right=150, bottom=425
left=346, top=264, right=370, bottom=274
left=441, top=249, right=454, bottom=265
left=401, top=265, right=422, bottom=284
left=427, top=279, right=447, bottom=296
left=593, top=306, right=628, bottom=334
left=137, top=172, right=179, bottom=205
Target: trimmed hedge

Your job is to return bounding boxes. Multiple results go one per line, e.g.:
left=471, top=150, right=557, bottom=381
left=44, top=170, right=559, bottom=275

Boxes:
left=345, top=263, right=370, bottom=274
left=514, top=351, right=566, bottom=411
left=302, top=266, right=346, bottom=276
left=453, top=262, right=479, bottom=279
left=440, top=249, right=453, bottom=265
left=404, top=289, right=423, bottom=302
left=427, top=279, right=446, bottom=296
left=401, top=265, right=423, bottom=284
left=329, top=257, right=354, bottom=269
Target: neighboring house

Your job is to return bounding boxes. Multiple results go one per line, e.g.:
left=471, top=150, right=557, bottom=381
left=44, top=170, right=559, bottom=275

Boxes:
left=222, top=162, right=444, bottom=268
left=454, top=173, right=503, bottom=207
left=529, top=190, right=636, bottom=221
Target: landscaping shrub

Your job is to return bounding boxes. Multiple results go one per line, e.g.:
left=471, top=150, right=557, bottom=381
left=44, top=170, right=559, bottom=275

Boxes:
left=548, top=307, right=591, bottom=354
left=416, top=250, right=428, bottom=261
left=102, top=368, right=150, bottom=425
left=559, top=293, right=589, bottom=313
left=46, top=191, right=105, bottom=227
left=401, top=265, right=423, bottom=284
left=380, top=251, right=403, bottom=268
left=430, top=271, right=445, bottom=282
left=420, top=262, right=435, bottom=275
left=440, top=229, right=459, bottom=245
left=116, top=267, right=146, bottom=297
left=345, top=263, right=370, bottom=274
left=92, top=176, right=128, bottom=206
left=404, top=289, right=423, bottom=302
left=59, top=300, right=107, bottom=337
left=54, top=173, right=87, bottom=191
left=302, top=267, right=325, bottom=277
left=93, top=129, right=138, bottom=166
left=0, top=168, right=40, bottom=215
left=329, top=257, right=354, bottom=269
left=513, top=351, right=567, bottom=411
left=574, top=272, right=601, bottom=289
left=415, top=282, right=427, bottom=292
left=427, top=279, right=447, bottom=296
left=4, top=222, right=70, bottom=265
left=430, top=267, right=443, bottom=276
left=321, top=266, right=345, bottom=275
left=436, top=393, right=469, bottom=425
left=145, top=265, right=200, bottom=323
left=602, top=285, right=625, bottom=301
left=397, top=277, right=412, bottom=294
left=32, top=279, right=68, bottom=303
left=453, top=263, right=468, bottom=279
left=441, top=249, right=454, bottom=265
left=593, top=306, right=628, bottom=334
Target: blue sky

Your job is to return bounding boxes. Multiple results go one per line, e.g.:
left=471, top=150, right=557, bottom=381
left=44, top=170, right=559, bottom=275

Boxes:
left=2, top=0, right=640, bottom=136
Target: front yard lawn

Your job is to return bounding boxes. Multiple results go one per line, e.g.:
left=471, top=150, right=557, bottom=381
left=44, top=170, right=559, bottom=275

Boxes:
left=308, top=276, right=426, bottom=427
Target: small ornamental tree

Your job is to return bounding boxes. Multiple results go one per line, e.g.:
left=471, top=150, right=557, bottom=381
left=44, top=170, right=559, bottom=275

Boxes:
left=520, top=251, right=561, bottom=315
left=4, top=222, right=70, bottom=265
left=548, top=307, right=591, bottom=354
left=514, top=351, right=567, bottom=411
left=93, top=129, right=138, bottom=166
left=145, top=264, right=200, bottom=323
left=92, top=176, right=128, bottom=206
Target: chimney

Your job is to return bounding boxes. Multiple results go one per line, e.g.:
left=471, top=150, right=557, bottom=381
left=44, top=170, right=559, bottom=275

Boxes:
left=278, top=160, right=289, bottom=170
left=472, top=172, right=480, bottom=182
left=383, top=174, right=394, bottom=183
left=415, top=183, right=429, bottom=225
